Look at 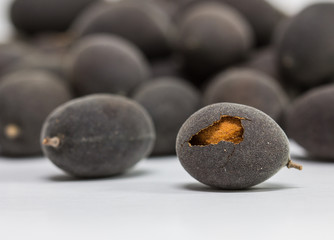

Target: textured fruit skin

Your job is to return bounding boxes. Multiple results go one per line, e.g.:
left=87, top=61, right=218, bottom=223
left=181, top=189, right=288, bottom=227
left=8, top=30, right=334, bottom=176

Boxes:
left=133, top=78, right=200, bottom=156
left=41, top=94, right=155, bottom=178
left=10, top=0, right=97, bottom=34
left=286, top=85, right=334, bottom=159
left=72, top=0, right=173, bottom=59
left=203, top=68, right=288, bottom=121
left=277, top=3, right=334, bottom=87
left=177, top=2, right=253, bottom=82
left=69, top=35, right=150, bottom=96
left=0, top=71, right=72, bottom=156
left=176, top=103, right=290, bottom=189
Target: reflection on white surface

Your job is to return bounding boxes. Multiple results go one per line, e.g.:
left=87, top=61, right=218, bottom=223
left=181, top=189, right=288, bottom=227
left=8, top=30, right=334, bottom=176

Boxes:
left=1, top=146, right=334, bottom=240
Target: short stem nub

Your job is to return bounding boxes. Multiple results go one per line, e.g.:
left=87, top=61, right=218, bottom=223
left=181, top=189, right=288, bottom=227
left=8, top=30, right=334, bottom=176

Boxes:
left=287, top=159, right=303, bottom=170
left=42, top=137, right=61, bottom=148
left=4, top=124, right=21, bottom=139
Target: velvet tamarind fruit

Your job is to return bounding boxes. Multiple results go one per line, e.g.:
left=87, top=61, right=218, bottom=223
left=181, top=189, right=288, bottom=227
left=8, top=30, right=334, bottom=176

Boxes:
left=0, top=70, right=72, bottom=157
left=203, top=68, right=288, bottom=122
left=176, top=2, right=253, bottom=82
left=69, top=35, right=150, bottom=96
left=71, top=0, right=173, bottom=59
left=10, top=0, right=97, bottom=34
left=176, top=103, right=302, bottom=190
left=133, top=77, right=200, bottom=156
left=222, top=0, right=286, bottom=47
left=41, top=94, right=155, bottom=178
left=277, top=3, right=334, bottom=87
left=286, top=84, right=334, bottom=159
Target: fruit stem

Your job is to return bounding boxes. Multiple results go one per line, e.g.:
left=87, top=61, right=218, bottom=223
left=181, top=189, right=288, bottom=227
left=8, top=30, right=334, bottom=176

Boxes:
left=287, top=158, right=303, bottom=170
left=42, top=137, right=61, bottom=148
left=4, top=124, right=21, bottom=139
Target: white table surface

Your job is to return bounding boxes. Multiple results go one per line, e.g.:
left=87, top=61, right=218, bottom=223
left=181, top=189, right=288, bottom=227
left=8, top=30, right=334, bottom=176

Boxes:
left=1, top=141, right=334, bottom=240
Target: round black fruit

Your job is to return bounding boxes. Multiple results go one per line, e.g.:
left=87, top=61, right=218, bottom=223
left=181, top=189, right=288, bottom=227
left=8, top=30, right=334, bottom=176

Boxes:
left=133, top=77, right=200, bottom=156
left=176, top=103, right=302, bottom=190
left=277, top=3, right=334, bottom=87
left=69, top=35, right=150, bottom=96
left=203, top=68, right=288, bottom=122
left=10, top=0, right=97, bottom=34
left=72, top=0, right=173, bottom=59
left=176, top=2, right=253, bottom=82
left=0, top=70, right=72, bottom=156
left=286, top=84, right=334, bottom=159
left=41, top=94, right=155, bottom=178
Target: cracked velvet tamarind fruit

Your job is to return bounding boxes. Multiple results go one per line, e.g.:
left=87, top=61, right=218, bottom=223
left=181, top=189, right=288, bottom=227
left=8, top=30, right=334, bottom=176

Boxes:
left=176, top=103, right=302, bottom=190
left=10, top=0, right=97, bottom=34
left=177, top=2, right=253, bottom=83
left=71, top=0, right=173, bottom=59
left=133, top=77, right=200, bottom=156
left=41, top=94, right=155, bottom=178
left=277, top=3, right=334, bottom=87
left=69, top=35, right=150, bottom=96
left=286, top=85, right=334, bottom=159
left=0, top=70, right=72, bottom=157
left=203, top=68, right=289, bottom=122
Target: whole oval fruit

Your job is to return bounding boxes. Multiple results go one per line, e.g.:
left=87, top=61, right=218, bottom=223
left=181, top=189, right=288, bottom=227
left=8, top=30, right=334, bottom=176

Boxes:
left=177, top=2, right=253, bottom=82
left=203, top=68, right=288, bottom=122
left=69, top=35, right=150, bottom=96
left=277, top=3, right=334, bottom=87
left=10, top=0, right=97, bottom=34
left=286, top=84, right=334, bottom=159
left=72, top=0, right=173, bottom=59
left=133, top=77, right=200, bottom=156
left=41, top=94, right=155, bottom=178
left=0, top=70, right=72, bottom=157
left=176, top=103, right=302, bottom=189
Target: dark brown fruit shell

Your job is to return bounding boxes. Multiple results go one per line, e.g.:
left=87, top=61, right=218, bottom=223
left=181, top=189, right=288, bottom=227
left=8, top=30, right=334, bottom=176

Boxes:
left=176, top=103, right=290, bottom=189
left=41, top=94, right=155, bottom=178
left=177, top=2, right=253, bottom=82
left=277, top=3, right=334, bottom=87
left=133, top=77, right=200, bottom=156
left=286, top=84, right=334, bottom=159
left=174, top=0, right=285, bottom=46
left=10, top=0, right=97, bottom=34
left=71, top=0, right=173, bottom=59
left=69, top=35, right=150, bottom=96
left=222, top=0, right=286, bottom=46
left=203, top=68, right=288, bottom=121
left=0, top=70, right=72, bottom=156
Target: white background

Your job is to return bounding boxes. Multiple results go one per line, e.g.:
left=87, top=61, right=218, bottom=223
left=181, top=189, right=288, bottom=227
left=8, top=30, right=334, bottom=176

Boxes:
left=1, top=1, right=334, bottom=240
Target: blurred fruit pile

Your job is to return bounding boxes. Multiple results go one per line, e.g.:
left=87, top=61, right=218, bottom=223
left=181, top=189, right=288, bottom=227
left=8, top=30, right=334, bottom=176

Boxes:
left=0, top=0, right=333, bottom=164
